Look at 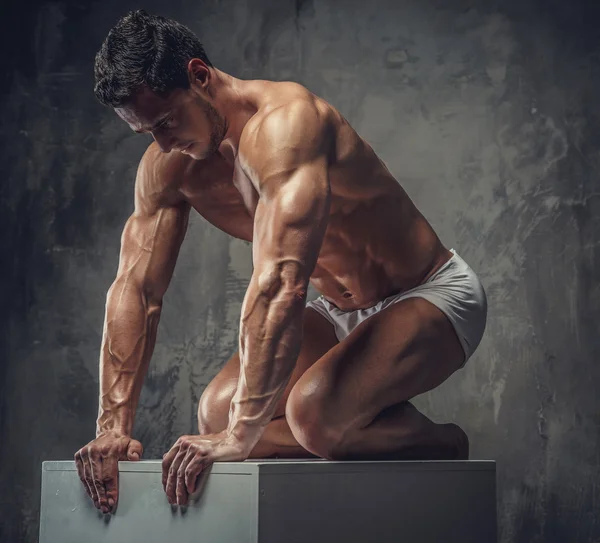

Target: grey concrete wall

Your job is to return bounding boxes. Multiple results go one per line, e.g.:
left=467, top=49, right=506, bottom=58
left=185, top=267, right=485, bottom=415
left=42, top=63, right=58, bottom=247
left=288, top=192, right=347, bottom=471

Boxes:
left=1, top=0, right=599, bottom=541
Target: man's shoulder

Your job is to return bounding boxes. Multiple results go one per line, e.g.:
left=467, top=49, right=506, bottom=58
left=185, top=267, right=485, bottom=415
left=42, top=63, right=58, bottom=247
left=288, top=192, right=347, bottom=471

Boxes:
left=254, top=87, right=331, bottom=138
left=134, top=142, right=194, bottom=212
left=240, top=86, right=334, bottom=177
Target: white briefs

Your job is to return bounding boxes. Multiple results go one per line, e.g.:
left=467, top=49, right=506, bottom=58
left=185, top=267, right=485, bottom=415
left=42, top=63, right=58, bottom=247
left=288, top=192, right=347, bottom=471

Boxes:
left=305, top=249, right=487, bottom=366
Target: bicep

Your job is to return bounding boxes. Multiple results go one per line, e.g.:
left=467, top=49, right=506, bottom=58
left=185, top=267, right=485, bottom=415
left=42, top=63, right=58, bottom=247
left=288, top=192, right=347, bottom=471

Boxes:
left=252, top=158, right=330, bottom=296
left=116, top=202, right=190, bottom=303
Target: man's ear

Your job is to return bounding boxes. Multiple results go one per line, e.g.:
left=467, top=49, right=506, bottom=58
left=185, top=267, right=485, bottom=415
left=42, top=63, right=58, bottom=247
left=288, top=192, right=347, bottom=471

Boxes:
left=187, top=59, right=210, bottom=87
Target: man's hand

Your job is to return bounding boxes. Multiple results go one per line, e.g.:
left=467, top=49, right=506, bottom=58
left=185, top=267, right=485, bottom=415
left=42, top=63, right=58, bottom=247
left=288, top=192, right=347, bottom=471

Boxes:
left=74, top=432, right=143, bottom=514
left=162, top=431, right=251, bottom=505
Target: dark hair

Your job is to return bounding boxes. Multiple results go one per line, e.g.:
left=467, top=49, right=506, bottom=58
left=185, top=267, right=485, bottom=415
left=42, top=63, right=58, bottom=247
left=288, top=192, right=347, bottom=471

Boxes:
left=94, top=10, right=213, bottom=107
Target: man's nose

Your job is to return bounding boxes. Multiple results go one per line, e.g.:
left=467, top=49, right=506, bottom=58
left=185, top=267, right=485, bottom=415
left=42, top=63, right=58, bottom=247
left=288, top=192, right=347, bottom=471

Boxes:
left=151, top=132, right=176, bottom=153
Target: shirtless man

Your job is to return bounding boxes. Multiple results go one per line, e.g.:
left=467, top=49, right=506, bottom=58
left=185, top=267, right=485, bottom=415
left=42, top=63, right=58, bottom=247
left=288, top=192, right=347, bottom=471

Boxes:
left=75, top=10, right=487, bottom=514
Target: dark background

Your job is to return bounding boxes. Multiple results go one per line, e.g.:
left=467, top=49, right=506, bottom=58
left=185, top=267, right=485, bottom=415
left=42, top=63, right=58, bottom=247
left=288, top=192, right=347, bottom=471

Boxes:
left=1, top=0, right=599, bottom=541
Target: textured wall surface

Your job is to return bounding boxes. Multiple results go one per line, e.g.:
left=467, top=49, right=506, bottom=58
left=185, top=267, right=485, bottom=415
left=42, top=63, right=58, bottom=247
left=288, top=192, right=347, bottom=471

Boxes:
left=1, top=1, right=599, bottom=542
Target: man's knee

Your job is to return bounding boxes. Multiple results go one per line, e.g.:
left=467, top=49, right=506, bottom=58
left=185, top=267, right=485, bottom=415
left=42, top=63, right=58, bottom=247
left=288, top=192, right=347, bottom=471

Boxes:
left=197, top=379, right=236, bottom=434
left=285, top=384, right=344, bottom=459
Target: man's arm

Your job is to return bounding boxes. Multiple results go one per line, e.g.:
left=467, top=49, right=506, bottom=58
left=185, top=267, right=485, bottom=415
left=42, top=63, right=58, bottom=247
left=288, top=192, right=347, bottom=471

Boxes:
left=227, top=101, right=332, bottom=446
left=75, top=146, right=190, bottom=513
left=97, top=202, right=189, bottom=436
left=97, top=148, right=190, bottom=436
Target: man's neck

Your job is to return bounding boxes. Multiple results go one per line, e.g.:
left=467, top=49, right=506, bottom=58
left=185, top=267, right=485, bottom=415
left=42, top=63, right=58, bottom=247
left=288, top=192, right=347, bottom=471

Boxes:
left=210, top=69, right=258, bottom=151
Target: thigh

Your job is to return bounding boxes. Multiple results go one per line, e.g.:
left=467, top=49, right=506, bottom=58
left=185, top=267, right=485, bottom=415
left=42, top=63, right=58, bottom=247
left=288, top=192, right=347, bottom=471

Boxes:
left=288, top=297, right=465, bottom=429
left=201, top=306, right=338, bottom=419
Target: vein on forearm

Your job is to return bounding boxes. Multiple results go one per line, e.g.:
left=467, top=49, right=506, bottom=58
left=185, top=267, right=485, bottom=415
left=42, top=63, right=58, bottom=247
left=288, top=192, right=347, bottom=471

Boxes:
left=229, top=270, right=306, bottom=432
left=97, top=209, right=169, bottom=433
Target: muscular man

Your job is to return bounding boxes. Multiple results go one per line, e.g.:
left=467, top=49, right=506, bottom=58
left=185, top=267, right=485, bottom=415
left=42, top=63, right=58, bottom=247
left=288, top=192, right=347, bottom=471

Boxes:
left=75, top=10, right=487, bottom=514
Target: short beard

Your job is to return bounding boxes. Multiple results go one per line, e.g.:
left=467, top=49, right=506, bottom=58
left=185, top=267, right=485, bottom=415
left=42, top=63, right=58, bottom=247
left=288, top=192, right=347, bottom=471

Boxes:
left=198, top=97, right=227, bottom=159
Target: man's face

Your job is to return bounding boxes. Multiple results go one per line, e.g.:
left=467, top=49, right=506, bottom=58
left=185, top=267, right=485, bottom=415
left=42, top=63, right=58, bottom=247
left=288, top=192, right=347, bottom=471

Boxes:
left=115, top=85, right=226, bottom=160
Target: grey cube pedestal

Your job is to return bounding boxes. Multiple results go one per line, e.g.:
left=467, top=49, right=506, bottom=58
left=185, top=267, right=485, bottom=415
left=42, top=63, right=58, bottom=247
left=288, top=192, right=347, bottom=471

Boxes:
left=40, top=459, right=496, bottom=543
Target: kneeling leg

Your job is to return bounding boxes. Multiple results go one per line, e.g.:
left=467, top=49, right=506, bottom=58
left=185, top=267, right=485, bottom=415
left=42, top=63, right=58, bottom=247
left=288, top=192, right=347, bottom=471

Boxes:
left=197, top=308, right=338, bottom=458
left=285, top=298, right=470, bottom=460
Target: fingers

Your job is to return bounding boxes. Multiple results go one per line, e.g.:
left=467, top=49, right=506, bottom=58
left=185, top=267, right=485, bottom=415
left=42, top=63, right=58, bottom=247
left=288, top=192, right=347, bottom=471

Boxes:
left=166, top=445, right=189, bottom=505
left=75, top=434, right=139, bottom=514
left=101, top=453, right=119, bottom=513
left=74, top=450, right=94, bottom=502
left=80, top=449, right=100, bottom=509
left=163, top=436, right=219, bottom=506
left=184, top=455, right=204, bottom=496
left=127, top=439, right=143, bottom=461
left=177, top=447, right=200, bottom=506
left=88, top=452, right=109, bottom=513
left=162, top=442, right=180, bottom=491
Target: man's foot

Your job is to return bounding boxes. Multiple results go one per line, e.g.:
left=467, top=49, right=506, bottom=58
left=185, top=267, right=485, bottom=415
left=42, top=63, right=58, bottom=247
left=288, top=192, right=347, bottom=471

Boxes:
left=396, top=403, right=469, bottom=460
left=439, top=423, right=469, bottom=460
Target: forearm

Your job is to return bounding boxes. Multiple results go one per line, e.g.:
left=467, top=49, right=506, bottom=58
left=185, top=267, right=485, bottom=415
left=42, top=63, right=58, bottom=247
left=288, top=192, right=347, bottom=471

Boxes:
left=227, top=280, right=305, bottom=445
left=96, top=277, right=161, bottom=437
